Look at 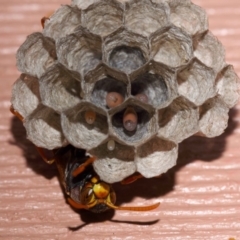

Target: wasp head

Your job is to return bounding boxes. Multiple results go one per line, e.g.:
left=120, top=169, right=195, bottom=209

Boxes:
left=70, top=175, right=117, bottom=213
left=68, top=173, right=159, bottom=213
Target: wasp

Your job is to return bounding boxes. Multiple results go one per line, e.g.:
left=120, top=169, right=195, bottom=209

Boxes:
left=54, top=145, right=160, bottom=212
left=10, top=106, right=160, bottom=213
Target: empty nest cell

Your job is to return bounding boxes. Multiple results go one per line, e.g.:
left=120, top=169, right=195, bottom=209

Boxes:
left=103, top=28, right=149, bottom=73
left=56, top=29, right=102, bottom=76
left=194, top=31, right=226, bottom=74
left=157, top=96, right=199, bottom=143
left=151, top=26, right=193, bottom=68
left=125, top=0, right=168, bottom=37
left=216, top=65, right=240, bottom=108
left=199, top=97, right=229, bottom=138
left=43, top=5, right=82, bottom=40
left=11, top=74, right=40, bottom=119
left=90, top=140, right=136, bottom=183
left=16, top=32, right=56, bottom=78
left=136, top=137, right=178, bottom=178
left=168, top=1, right=208, bottom=36
left=39, top=64, right=82, bottom=113
left=177, top=59, right=216, bottom=106
left=82, top=1, right=124, bottom=37
left=109, top=46, right=146, bottom=73
left=24, top=105, right=67, bottom=149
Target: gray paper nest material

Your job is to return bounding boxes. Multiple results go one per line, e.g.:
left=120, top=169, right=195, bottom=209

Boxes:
left=11, top=0, right=240, bottom=183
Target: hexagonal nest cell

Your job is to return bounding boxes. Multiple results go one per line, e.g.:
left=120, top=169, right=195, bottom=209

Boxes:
left=177, top=59, right=216, bottom=106
left=131, top=72, right=168, bottom=107
left=110, top=101, right=156, bottom=145
left=90, top=139, right=136, bottom=183
left=11, top=74, right=40, bottom=119
left=90, top=77, right=128, bottom=109
left=11, top=0, right=239, bottom=183
left=56, top=28, right=102, bottom=76
left=24, top=105, right=67, bottom=150
left=168, top=1, right=208, bottom=36
left=150, top=26, right=193, bottom=68
left=39, top=64, right=82, bottom=113
left=157, top=96, right=199, bottom=143
left=136, top=137, right=178, bottom=178
left=16, top=32, right=57, bottom=78
left=108, top=45, right=147, bottom=73
left=124, top=0, right=168, bottom=37
left=129, top=61, right=179, bottom=108
left=82, top=1, right=124, bottom=37
left=61, top=102, right=109, bottom=149
left=43, top=5, right=82, bottom=40
left=103, top=28, right=149, bottom=73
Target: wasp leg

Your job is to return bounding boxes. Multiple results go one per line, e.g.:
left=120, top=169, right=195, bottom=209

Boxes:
left=36, top=147, right=55, bottom=164
left=41, top=17, right=49, bottom=29
left=10, top=105, right=24, bottom=122
left=10, top=105, right=56, bottom=164
left=67, top=198, right=88, bottom=210
left=121, top=173, right=144, bottom=185
left=72, top=156, right=96, bottom=177
left=121, top=173, right=163, bottom=185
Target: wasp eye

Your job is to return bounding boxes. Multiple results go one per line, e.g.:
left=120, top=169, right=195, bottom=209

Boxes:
left=87, top=189, right=93, bottom=196
left=81, top=187, right=95, bottom=205
left=84, top=110, right=96, bottom=124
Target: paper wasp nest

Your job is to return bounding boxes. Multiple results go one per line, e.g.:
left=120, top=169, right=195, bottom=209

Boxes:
left=11, top=0, right=239, bottom=183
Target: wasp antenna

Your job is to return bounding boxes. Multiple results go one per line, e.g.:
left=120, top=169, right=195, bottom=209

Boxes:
left=72, top=156, right=96, bottom=177
left=105, top=201, right=160, bottom=211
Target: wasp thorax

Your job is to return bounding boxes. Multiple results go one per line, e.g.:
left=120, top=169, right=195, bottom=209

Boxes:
left=12, top=0, right=239, bottom=184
